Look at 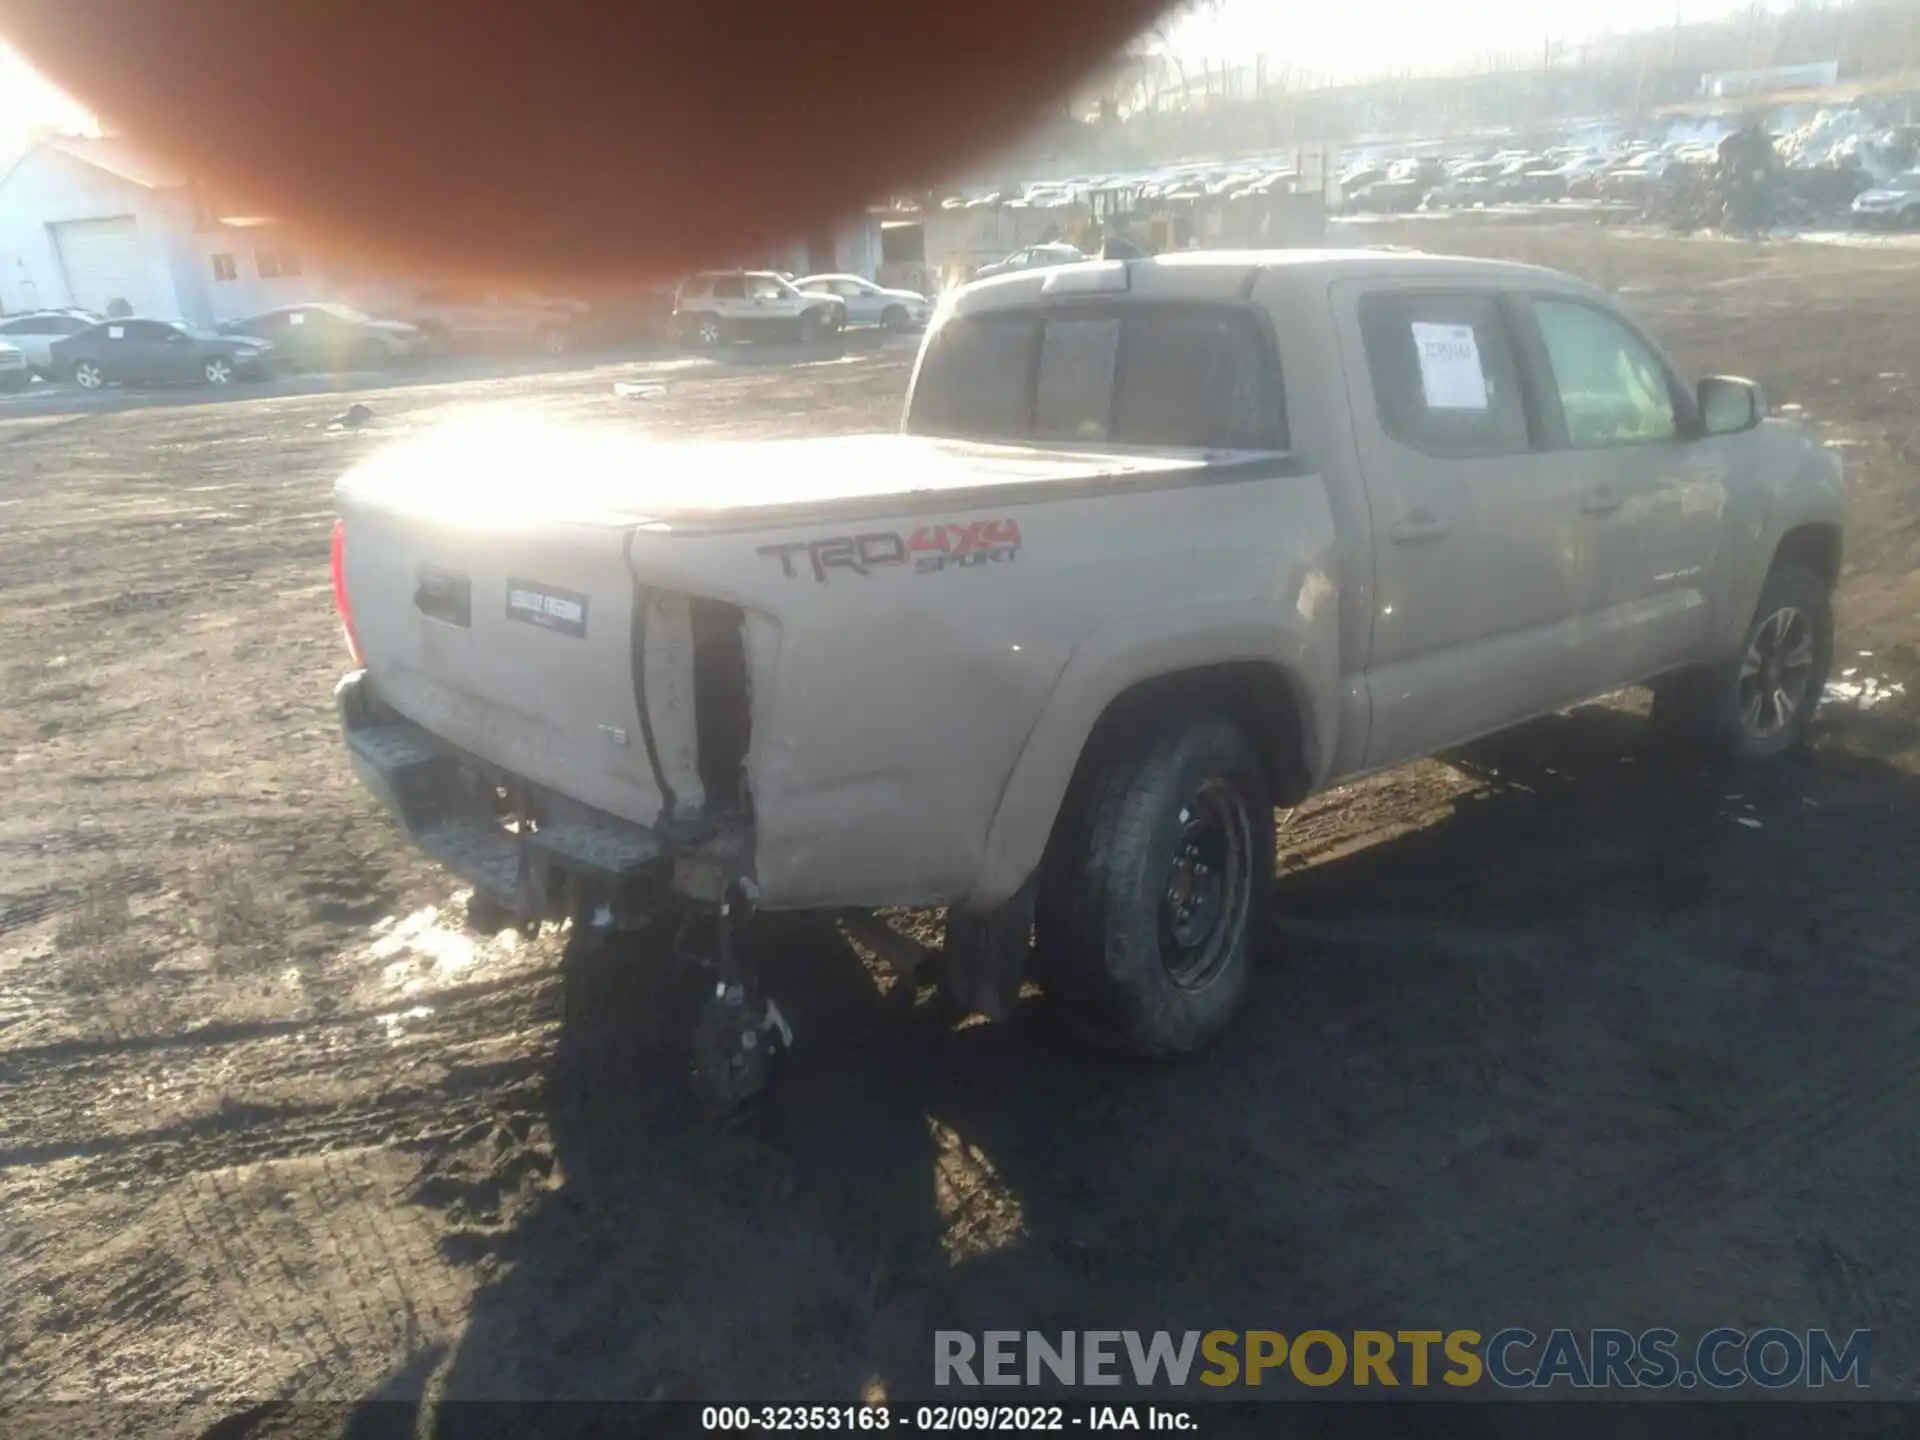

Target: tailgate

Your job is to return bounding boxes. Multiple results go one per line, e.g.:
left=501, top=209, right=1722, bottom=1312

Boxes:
left=337, top=500, right=682, bottom=829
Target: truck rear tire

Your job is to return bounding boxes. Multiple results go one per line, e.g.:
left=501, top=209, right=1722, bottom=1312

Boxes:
left=1651, top=561, right=1833, bottom=762
left=1035, top=713, right=1274, bottom=1057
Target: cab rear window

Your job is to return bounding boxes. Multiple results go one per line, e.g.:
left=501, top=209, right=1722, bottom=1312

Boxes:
left=907, top=304, right=1285, bottom=450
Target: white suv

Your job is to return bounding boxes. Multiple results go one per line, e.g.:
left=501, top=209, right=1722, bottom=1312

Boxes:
left=0, top=309, right=103, bottom=377
left=673, top=271, right=846, bottom=347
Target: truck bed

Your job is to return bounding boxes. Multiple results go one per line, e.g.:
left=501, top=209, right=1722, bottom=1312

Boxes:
left=335, top=419, right=1293, bottom=533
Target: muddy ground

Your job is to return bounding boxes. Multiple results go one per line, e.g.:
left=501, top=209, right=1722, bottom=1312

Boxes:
left=4, top=220, right=1920, bottom=1433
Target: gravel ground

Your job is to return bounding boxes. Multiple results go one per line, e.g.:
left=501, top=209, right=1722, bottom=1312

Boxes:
left=4, top=223, right=1920, bottom=1433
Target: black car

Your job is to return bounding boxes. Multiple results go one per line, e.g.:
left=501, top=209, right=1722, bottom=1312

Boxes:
left=219, top=303, right=432, bottom=372
left=49, top=319, right=277, bottom=390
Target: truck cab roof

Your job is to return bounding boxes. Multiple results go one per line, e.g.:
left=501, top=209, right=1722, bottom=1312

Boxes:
left=947, top=249, right=1600, bottom=315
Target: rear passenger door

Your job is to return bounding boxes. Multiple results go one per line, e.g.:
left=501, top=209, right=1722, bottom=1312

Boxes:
left=1335, top=282, right=1600, bottom=769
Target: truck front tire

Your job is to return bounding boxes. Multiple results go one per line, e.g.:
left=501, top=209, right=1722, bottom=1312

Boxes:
left=1651, top=562, right=1833, bottom=761
left=1036, top=713, right=1275, bottom=1057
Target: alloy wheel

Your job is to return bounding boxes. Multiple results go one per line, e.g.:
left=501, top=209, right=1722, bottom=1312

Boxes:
left=1738, top=605, right=1816, bottom=742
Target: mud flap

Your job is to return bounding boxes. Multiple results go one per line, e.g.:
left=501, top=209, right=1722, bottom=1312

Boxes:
left=941, top=880, right=1036, bottom=1022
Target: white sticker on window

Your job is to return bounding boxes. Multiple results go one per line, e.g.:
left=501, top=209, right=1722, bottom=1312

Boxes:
left=289, top=312, right=305, bottom=325
left=1411, top=321, right=1488, bottom=410
left=108, top=325, right=124, bottom=339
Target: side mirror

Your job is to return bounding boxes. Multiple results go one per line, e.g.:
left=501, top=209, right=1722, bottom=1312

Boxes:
left=1698, top=375, right=1763, bottom=436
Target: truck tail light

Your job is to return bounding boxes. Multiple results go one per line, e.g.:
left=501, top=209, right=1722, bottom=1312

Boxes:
left=330, top=518, right=364, bottom=665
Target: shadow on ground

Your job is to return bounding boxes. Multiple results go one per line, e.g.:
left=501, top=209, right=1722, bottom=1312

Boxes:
left=266, top=703, right=1920, bottom=1435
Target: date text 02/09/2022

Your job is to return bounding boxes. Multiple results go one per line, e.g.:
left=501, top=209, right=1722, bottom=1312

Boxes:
left=700, top=1404, right=1190, bottom=1432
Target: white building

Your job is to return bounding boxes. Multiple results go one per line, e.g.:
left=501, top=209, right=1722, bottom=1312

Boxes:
left=0, top=135, right=326, bottom=324
left=1700, top=63, right=1841, bottom=100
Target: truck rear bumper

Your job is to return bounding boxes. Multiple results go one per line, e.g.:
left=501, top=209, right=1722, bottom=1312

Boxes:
left=337, top=669, right=698, bottom=924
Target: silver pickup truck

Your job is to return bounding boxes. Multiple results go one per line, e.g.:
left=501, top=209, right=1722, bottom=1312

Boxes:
left=332, top=250, right=1843, bottom=1098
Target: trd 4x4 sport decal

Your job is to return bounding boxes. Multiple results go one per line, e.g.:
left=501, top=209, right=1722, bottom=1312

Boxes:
left=758, top=519, right=1022, bottom=582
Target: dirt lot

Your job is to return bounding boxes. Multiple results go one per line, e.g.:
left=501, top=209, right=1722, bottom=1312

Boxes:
left=5, top=222, right=1920, bottom=1431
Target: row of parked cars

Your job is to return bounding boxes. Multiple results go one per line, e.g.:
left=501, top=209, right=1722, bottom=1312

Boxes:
left=0, top=304, right=439, bottom=391
left=0, top=268, right=937, bottom=393
left=1340, top=142, right=1920, bottom=224
left=1337, top=145, right=1712, bottom=213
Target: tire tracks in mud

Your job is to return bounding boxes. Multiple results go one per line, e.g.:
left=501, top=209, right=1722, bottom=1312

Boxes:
left=0, top=967, right=563, bottom=1194
left=0, top=968, right=553, bottom=1071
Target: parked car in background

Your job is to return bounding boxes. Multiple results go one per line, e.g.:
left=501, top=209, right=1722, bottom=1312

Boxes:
left=1495, top=157, right=1568, bottom=202
left=1336, top=165, right=1390, bottom=199
left=402, top=288, right=589, bottom=355
left=0, top=338, right=28, bottom=391
left=49, top=318, right=277, bottom=389
left=1598, top=154, right=1678, bottom=204
left=1851, top=170, right=1920, bottom=229
left=1349, top=178, right=1428, bottom=213
left=1559, top=155, right=1613, bottom=199
left=793, top=274, right=931, bottom=330
left=970, top=243, right=1087, bottom=281
left=219, top=303, right=434, bottom=372
left=672, top=271, right=847, bottom=346
left=0, top=309, right=103, bottom=377
left=1388, top=157, right=1448, bottom=188
left=1424, top=163, right=1504, bottom=209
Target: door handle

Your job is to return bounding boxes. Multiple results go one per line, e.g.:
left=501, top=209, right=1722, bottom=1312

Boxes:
left=1388, top=511, right=1452, bottom=544
left=1578, top=487, right=1623, bottom=517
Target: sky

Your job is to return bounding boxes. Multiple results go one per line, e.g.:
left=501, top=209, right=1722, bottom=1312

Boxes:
left=1, top=2, right=1803, bottom=155
left=0, top=38, right=96, bottom=157
left=1156, top=0, right=1795, bottom=83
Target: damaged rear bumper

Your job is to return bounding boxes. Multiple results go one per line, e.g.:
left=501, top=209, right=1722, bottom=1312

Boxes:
left=337, top=669, right=744, bottom=924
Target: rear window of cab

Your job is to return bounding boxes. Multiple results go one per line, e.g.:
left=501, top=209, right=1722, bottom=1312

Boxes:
left=907, top=303, right=1287, bottom=451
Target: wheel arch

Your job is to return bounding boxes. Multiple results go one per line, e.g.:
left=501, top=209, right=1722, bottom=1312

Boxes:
left=963, top=625, right=1332, bottom=911
left=1773, top=521, right=1842, bottom=591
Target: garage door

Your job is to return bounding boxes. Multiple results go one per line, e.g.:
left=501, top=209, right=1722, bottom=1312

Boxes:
left=52, top=217, right=162, bottom=317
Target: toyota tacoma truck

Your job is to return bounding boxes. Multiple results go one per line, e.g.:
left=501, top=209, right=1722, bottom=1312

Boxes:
left=331, top=250, right=1844, bottom=1098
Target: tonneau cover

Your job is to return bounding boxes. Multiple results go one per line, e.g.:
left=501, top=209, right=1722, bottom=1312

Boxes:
left=334, top=417, right=1290, bottom=534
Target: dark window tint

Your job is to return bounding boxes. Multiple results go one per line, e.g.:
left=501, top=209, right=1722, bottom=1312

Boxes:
left=1358, top=291, right=1530, bottom=458
left=908, top=311, right=1039, bottom=440
left=1034, top=317, right=1118, bottom=441
left=908, top=304, right=1282, bottom=450
left=122, top=321, right=176, bottom=342
left=1113, top=307, right=1282, bottom=448
left=710, top=276, right=745, bottom=299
